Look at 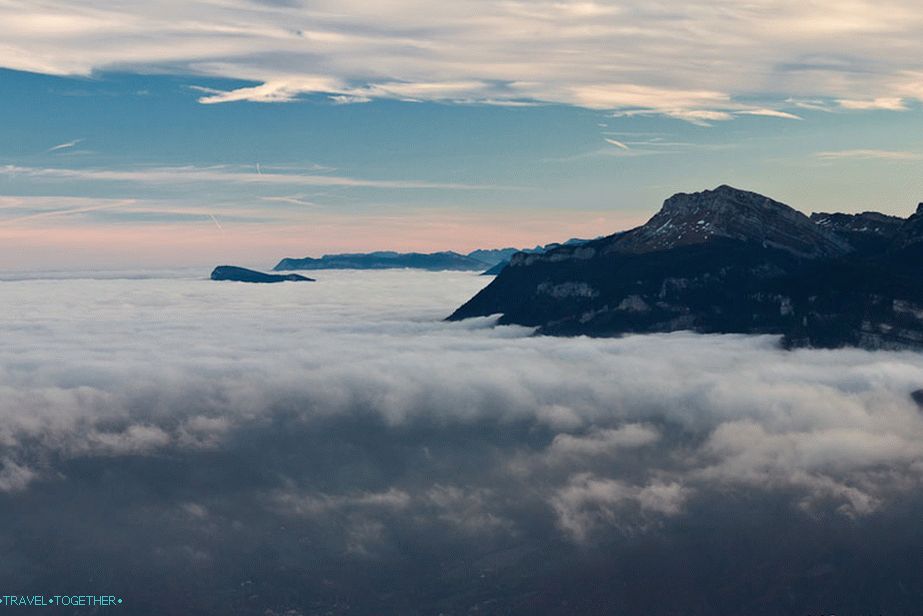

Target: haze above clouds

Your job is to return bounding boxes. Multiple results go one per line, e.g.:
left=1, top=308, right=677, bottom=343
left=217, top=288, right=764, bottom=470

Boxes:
left=2, top=270, right=923, bottom=613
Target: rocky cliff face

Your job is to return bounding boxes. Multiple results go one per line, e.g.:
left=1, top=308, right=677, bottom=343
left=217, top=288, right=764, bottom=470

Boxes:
left=449, top=186, right=923, bottom=350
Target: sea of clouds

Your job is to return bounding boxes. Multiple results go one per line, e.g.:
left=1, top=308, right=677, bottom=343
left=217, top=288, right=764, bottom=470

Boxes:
left=1, top=269, right=922, bottom=614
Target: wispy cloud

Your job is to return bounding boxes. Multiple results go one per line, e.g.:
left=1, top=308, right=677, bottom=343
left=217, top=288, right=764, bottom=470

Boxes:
left=815, top=149, right=921, bottom=160
left=610, top=107, right=750, bottom=127
left=545, top=135, right=736, bottom=163
left=0, top=165, right=504, bottom=191
left=45, top=138, right=84, bottom=153
left=838, top=97, right=907, bottom=111
left=260, top=195, right=322, bottom=207
left=1, top=1, right=921, bottom=120
left=603, top=138, right=630, bottom=150
left=0, top=195, right=273, bottom=227
left=787, top=98, right=836, bottom=113
left=0, top=197, right=135, bottom=225
left=736, top=108, right=803, bottom=120
left=329, top=94, right=373, bottom=105
left=191, top=79, right=343, bottom=105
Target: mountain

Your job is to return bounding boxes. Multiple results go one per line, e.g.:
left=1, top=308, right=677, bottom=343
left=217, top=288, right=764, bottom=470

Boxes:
left=448, top=186, right=923, bottom=350
left=274, top=251, right=494, bottom=271
left=211, top=266, right=315, bottom=283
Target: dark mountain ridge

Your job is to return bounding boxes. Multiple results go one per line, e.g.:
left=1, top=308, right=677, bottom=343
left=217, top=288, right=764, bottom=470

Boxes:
left=449, top=186, right=923, bottom=350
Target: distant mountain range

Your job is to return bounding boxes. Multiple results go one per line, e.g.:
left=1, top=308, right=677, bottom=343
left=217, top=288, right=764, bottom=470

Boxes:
left=449, top=185, right=923, bottom=351
left=273, top=240, right=591, bottom=274
left=274, top=251, right=493, bottom=272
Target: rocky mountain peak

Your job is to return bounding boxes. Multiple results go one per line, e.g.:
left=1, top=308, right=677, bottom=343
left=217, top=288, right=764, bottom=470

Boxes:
left=613, top=185, right=851, bottom=258
left=661, top=184, right=778, bottom=213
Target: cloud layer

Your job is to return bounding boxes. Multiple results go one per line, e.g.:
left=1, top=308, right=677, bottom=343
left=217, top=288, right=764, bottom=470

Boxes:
left=2, top=269, right=923, bottom=612
left=2, top=1, right=923, bottom=118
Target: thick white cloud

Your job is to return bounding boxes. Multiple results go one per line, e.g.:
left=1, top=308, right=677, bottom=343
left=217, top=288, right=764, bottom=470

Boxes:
left=2, top=0, right=922, bottom=117
left=548, top=423, right=659, bottom=459
left=2, top=269, right=923, bottom=546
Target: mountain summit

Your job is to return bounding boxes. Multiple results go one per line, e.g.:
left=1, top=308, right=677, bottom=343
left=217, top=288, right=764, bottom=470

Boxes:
left=613, top=185, right=850, bottom=258
left=449, top=186, right=923, bottom=350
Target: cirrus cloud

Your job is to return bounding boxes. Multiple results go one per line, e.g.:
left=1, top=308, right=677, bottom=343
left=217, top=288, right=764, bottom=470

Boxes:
left=1, top=0, right=922, bottom=121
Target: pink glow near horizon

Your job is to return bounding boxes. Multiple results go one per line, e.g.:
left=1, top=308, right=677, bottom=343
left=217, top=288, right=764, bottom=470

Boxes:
left=0, top=211, right=647, bottom=271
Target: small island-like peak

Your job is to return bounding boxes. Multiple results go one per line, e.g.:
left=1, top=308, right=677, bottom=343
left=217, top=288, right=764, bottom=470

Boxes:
left=210, top=265, right=315, bottom=283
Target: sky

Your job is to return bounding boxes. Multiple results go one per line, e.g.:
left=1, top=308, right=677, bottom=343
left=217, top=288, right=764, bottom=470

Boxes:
left=2, top=270, right=923, bottom=613
left=1, top=0, right=923, bottom=270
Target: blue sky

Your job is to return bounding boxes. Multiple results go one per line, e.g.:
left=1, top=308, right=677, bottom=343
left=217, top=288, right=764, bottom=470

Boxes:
left=0, top=0, right=922, bottom=269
